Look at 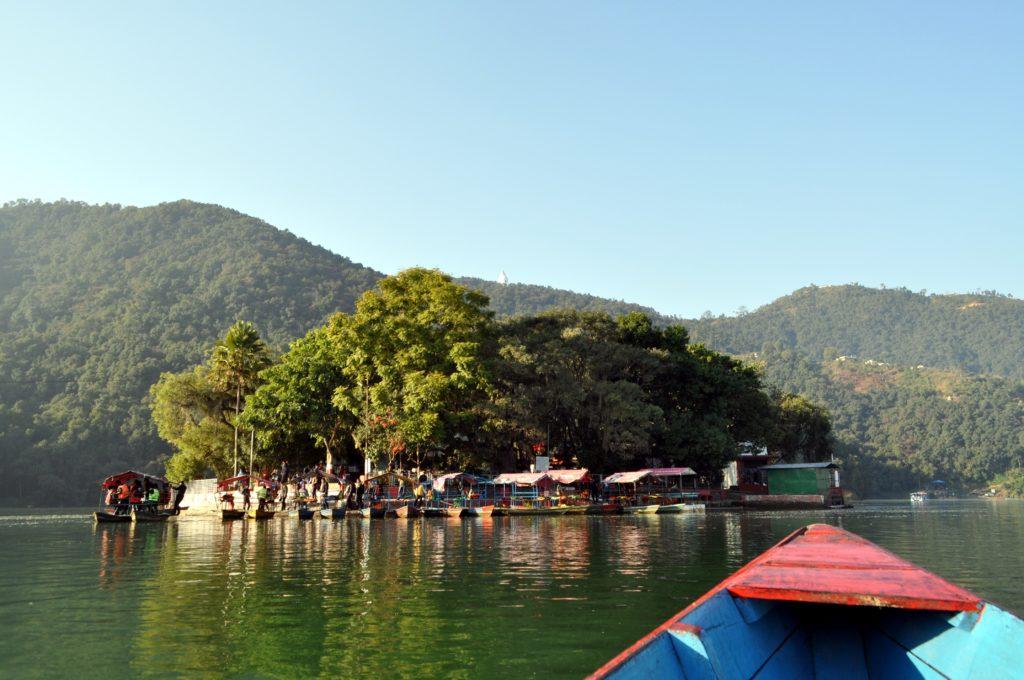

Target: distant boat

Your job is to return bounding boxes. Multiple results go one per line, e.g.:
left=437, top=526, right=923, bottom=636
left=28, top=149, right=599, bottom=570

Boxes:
left=93, top=511, right=131, bottom=524
left=589, top=524, right=1024, bottom=679
left=130, top=508, right=171, bottom=523
left=392, top=504, right=419, bottom=519
left=221, top=509, right=245, bottom=521
left=506, top=506, right=568, bottom=516
left=290, top=506, right=315, bottom=520
left=463, top=504, right=495, bottom=517
left=910, top=491, right=930, bottom=502
left=622, top=504, right=661, bottom=514
left=656, top=503, right=705, bottom=514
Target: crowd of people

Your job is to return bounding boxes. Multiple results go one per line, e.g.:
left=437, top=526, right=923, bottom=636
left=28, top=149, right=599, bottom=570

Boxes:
left=220, top=462, right=455, bottom=513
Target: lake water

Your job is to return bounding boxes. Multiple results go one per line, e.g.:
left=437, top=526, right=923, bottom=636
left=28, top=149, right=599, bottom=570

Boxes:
left=1, top=500, right=1022, bottom=678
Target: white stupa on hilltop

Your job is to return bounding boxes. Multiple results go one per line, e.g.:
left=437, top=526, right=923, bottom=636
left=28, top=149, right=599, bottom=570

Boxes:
left=497, top=270, right=509, bottom=285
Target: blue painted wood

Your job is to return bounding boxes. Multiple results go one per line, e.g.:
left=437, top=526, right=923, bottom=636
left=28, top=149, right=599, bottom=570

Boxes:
left=599, top=594, right=1024, bottom=679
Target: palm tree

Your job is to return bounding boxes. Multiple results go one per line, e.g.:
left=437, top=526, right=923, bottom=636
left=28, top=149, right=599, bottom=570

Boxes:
left=209, top=321, right=271, bottom=474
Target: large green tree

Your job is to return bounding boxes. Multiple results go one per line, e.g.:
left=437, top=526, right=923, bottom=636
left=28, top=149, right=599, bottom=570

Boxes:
left=241, top=316, right=356, bottom=469
left=208, top=321, right=272, bottom=472
left=331, top=268, right=495, bottom=470
left=150, top=321, right=271, bottom=481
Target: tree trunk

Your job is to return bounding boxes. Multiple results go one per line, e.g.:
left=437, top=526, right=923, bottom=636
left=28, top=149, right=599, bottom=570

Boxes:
left=233, top=383, right=241, bottom=474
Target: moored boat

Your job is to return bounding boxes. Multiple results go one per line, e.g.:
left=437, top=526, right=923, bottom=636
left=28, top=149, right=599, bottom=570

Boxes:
left=506, top=505, right=569, bottom=516
left=222, top=508, right=245, bottom=521
left=359, top=506, right=386, bottom=519
left=420, top=507, right=447, bottom=518
left=910, top=490, right=930, bottom=502
left=93, top=511, right=131, bottom=523
left=131, top=508, right=171, bottom=523
left=622, top=504, right=660, bottom=514
left=655, top=503, right=705, bottom=514
left=590, top=523, right=1024, bottom=679
left=246, top=508, right=276, bottom=520
left=392, top=504, right=420, bottom=518
left=463, top=504, right=494, bottom=517
left=585, top=503, right=623, bottom=515
left=319, top=507, right=346, bottom=519
left=290, top=506, right=315, bottom=520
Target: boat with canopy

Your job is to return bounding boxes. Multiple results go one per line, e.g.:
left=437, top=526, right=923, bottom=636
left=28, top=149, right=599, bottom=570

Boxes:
left=432, top=472, right=494, bottom=517
left=604, top=467, right=703, bottom=513
left=590, top=523, right=1024, bottom=679
left=94, top=471, right=173, bottom=523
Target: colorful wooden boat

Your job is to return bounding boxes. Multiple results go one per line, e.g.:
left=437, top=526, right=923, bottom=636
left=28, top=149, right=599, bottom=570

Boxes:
left=655, top=503, right=705, bottom=514
left=392, top=504, right=420, bottom=519
left=319, top=507, right=346, bottom=519
left=131, top=508, right=171, bottom=523
left=506, top=506, right=569, bottom=516
left=93, top=510, right=131, bottom=523
left=622, top=504, right=661, bottom=514
left=246, top=508, right=276, bottom=520
left=221, top=508, right=244, bottom=521
left=290, top=506, right=315, bottom=520
left=359, top=506, right=386, bottom=519
left=590, top=523, right=1024, bottom=679
left=585, top=503, right=623, bottom=515
left=463, top=504, right=495, bottom=517
left=420, top=507, right=448, bottom=518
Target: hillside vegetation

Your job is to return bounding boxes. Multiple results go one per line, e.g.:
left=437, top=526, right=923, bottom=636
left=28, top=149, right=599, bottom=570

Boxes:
left=688, top=285, right=1024, bottom=380
left=756, top=348, right=1024, bottom=496
left=458, top=278, right=659, bottom=320
left=0, top=200, right=380, bottom=503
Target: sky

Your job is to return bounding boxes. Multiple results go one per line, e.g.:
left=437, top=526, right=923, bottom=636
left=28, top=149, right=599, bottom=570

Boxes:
left=1, top=3, right=1021, bottom=318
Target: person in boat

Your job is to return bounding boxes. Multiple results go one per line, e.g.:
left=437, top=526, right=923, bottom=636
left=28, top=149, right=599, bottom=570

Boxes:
left=355, top=478, right=366, bottom=508
left=279, top=481, right=289, bottom=510
left=241, top=484, right=251, bottom=511
left=280, top=460, right=290, bottom=482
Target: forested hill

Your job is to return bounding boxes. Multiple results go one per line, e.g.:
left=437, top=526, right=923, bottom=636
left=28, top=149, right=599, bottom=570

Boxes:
left=0, top=200, right=381, bottom=503
left=458, top=278, right=660, bottom=319
left=686, top=285, right=1024, bottom=380
left=1, top=199, right=1020, bottom=503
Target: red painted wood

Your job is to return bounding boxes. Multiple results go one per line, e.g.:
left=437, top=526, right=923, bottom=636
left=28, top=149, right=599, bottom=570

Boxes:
left=725, top=524, right=982, bottom=612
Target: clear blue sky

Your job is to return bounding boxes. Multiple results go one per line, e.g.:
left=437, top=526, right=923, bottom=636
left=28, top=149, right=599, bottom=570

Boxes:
left=2, top=3, right=1021, bottom=317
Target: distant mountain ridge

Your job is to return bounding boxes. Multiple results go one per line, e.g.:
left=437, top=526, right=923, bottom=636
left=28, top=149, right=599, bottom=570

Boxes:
left=686, top=285, right=1024, bottom=380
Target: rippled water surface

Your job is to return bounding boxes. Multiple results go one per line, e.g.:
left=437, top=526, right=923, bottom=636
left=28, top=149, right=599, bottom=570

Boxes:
left=1, top=500, right=1022, bottom=678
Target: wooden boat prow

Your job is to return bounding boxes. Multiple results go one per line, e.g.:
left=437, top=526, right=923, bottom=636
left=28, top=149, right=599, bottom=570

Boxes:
left=591, top=523, right=1024, bottom=679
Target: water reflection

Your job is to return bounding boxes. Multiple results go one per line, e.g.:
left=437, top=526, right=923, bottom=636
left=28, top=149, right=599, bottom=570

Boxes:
left=1, top=501, right=1022, bottom=678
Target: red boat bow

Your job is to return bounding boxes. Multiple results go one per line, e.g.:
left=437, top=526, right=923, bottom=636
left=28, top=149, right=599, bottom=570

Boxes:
left=725, top=524, right=981, bottom=613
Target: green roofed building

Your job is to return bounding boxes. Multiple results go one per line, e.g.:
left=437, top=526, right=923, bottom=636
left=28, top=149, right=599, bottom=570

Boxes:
left=761, top=462, right=840, bottom=496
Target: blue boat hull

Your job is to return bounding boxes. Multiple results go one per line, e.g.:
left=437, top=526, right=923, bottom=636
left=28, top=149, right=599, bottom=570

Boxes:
left=594, top=524, right=1024, bottom=680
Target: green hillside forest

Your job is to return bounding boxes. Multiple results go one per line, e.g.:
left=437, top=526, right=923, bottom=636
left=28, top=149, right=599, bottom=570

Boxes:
left=1, top=199, right=1021, bottom=503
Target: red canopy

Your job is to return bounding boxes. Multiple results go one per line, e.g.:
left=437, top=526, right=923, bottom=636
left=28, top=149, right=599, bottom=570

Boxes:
left=217, top=474, right=251, bottom=490
left=101, top=471, right=168, bottom=489
left=547, top=469, right=590, bottom=485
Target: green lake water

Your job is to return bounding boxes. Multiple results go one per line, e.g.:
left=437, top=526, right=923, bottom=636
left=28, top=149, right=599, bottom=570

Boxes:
left=1, top=500, right=1022, bottom=679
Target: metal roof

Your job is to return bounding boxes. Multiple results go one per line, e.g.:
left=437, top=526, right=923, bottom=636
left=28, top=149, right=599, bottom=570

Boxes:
left=761, top=462, right=839, bottom=470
